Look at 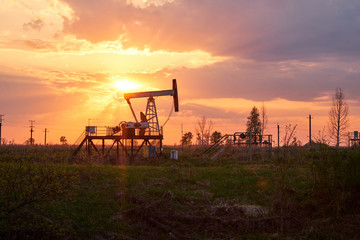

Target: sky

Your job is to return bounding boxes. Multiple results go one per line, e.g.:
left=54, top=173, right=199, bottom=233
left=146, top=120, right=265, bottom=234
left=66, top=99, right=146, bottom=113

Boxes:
left=1, top=0, right=360, bottom=146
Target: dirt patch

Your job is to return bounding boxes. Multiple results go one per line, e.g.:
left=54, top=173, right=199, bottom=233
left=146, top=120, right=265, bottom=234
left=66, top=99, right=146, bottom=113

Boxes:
left=121, top=194, right=300, bottom=239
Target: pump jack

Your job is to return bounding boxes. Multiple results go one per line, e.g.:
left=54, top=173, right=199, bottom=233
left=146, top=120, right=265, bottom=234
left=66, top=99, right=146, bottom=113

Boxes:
left=72, top=79, right=179, bottom=163
left=121, top=79, right=179, bottom=137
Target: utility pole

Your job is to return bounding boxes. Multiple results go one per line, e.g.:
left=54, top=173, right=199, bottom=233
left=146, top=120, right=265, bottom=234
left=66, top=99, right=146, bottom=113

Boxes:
left=181, top=123, right=184, bottom=152
left=0, top=115, right=4, bottom=145
left=308, top=114, right=312, bottom=145
left=43, top=128, right=49, bottom=145
left=29, top=120, right=35, bottom=145
left=88, top=119, right=98, bottom=126
left=277, top=124, right=280, bottom=149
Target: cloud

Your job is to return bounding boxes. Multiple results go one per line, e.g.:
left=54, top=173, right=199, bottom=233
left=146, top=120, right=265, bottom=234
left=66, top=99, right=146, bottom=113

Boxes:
left=24, top=39, right=55, bottom=49
left=158, top=57, right=360, bottom=102
left=5, top=0, right=359, bottom=103
left=0, top=73, right=81, bottom=115
left=63, top=0, right=360, bottom=61
left=127, top=0, right=174, bottom=9
left=180, top=102, right=246, bottom=120
left=23, top=18, right=44, bottom=31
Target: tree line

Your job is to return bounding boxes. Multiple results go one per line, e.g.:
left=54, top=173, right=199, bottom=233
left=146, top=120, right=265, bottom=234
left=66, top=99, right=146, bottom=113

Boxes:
left=181, top=103, right=268, bottom=146
left=180, top=88, right=350, bottom=147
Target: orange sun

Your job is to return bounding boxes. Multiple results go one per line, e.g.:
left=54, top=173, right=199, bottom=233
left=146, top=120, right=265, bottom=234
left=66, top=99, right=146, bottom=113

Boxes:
left=114, top=80, right=140, bottom=92
left=114, top=80, right=141, bottom=100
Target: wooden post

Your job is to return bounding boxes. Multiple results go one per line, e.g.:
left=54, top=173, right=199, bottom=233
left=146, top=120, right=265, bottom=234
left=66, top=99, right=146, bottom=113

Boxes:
left=160, top=139, right=163, bottom=156
left=87, top=138, right=91, bottom=155
left=277, top=124, right=280, bottom=149
left=116, top=140, right=119, bottom=164
left=102, top=139, right=105, bottom=155
left=249, top=132, right=252, bottom=161
left=308, top=114, right=312, bottom=145
left=130, top=139, right=134, bottom=164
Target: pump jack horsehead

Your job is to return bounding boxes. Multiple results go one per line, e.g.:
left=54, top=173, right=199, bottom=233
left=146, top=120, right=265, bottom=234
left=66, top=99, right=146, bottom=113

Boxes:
left=72, top=79, right=179, bottom=161
left=118, top=79, right=179, bottom=138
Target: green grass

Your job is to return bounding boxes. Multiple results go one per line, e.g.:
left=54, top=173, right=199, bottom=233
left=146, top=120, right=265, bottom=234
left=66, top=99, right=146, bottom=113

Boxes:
left=0, top=145, right=359, bottom=239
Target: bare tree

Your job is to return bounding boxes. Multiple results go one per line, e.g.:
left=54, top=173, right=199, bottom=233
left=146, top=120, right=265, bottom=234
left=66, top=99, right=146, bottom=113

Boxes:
left=195, top=116, right=213, bottom=145
left=260, top=102, right=268, bottom=136
left=328, top=88, right=349, bottom=147
left=283, top=124, right=301, bottom=146
left=314, top=127, right=329, bottom=145
left=1, top=138, right=8, bottom=145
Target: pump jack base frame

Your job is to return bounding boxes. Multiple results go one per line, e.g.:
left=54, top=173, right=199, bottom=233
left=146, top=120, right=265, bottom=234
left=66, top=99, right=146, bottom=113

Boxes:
left=72, top=135, right=163, bottom=164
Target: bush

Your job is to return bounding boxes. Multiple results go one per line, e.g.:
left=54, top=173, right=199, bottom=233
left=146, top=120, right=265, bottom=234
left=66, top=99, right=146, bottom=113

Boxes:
left=0, top=160, right=78, bottom=239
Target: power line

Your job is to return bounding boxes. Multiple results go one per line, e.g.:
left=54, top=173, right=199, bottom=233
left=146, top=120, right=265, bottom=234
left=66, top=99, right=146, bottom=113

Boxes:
left=2, top=122, right=79, bottom=131
left=2, top=120, right=27, bottom=124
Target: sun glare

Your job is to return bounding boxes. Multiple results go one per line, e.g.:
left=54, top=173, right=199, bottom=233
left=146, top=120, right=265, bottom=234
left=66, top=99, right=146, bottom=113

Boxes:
left=114, top=80, right=140, bottom=92
left=114, top=79, right=141, bottom=100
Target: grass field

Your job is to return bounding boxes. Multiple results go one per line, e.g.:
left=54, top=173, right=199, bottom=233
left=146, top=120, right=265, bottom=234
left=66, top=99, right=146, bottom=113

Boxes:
left=0, top=145, right=359, bottom=239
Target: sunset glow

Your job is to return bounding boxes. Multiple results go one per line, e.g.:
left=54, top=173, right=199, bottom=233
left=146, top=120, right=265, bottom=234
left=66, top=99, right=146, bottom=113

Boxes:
left=0, top=0, right=359, bottom=146
left=114, top=80, right=140, bottom=93
left=2, top=2, right=360, bottom=238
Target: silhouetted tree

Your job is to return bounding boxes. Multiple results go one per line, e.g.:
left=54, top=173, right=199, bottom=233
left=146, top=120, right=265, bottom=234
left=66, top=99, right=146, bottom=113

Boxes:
left=195, top=116, right=213, bottom=145
left=181, top=132, right=193, bottom=145
left=328, top=88, right=349, bottom=147
left=60, top=136, right=67, bottom=145
left=1, top=138, right=8, bottom=145
left=246, top=106, right=261, bottom=142
left=210, top=131, right=222, bottom=144
left=24, top=138, right=35, bottom=145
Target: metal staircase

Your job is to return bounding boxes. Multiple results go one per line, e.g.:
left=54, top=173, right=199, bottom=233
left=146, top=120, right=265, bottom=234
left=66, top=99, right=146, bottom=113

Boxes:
left=202, top=134, right=231, bottom=159
left=73, top=130, right=86, bottom=147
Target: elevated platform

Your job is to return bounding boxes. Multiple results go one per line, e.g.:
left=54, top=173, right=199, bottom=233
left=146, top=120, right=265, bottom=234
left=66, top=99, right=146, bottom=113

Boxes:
left=72, top=126, right=163, bottom=163
left=348, top=131, right=360, bottom=147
